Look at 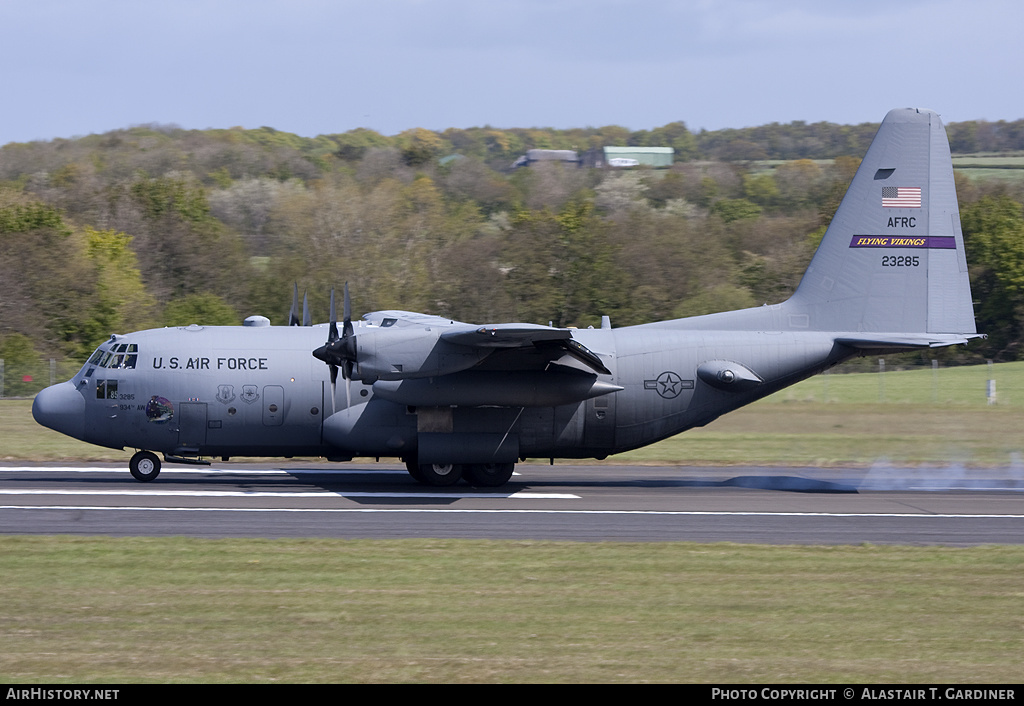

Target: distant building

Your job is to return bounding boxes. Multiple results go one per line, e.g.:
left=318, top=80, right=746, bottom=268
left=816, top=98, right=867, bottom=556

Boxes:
left=510, top=149, right=580, bottom=169
left=602, top=146, right=674, bottom=168
left=515, top=146, right=675, bottom=169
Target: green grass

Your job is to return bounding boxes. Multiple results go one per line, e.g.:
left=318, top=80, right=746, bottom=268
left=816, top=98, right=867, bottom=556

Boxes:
left=951, top=154, right=1024, bottom=183
left=957, top=168, right=1024, bottom=183
left=612, top=362, right=1024, bottom=467
left=0, top=399, right=128, bottom=462
left=748, top=156, right=1024, bottom=184
left=769, top=359, right=1023, bottom=406
left=615, top=403, right=1023, bottom=467
left=953, top=153, right=1024, bottom=168
left=3, top=366, right=1024, bottom=683
left=1, top=537, right=1021, bottom=683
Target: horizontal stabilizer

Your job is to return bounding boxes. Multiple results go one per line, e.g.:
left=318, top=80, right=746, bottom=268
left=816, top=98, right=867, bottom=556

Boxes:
left=835, top=333, right=984, bottom=350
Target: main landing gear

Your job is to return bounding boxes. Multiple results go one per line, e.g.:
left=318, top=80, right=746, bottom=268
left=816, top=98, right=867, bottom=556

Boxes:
left=129, top=450, right=161, bottom=482
left=126, top=450, right=514, bottom=487
left=404, top=458, right=516, bottom=488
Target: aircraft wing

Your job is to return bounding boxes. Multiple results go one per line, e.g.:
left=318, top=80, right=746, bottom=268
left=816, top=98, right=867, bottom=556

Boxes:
left=442, top=323, right=568, bottom=347
left=442, top=324, right=612, bottom=375
left=363, top=310, right=467, bottom=327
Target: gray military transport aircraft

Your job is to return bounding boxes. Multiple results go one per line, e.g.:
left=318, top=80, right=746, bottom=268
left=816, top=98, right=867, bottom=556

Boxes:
left=33, top=108, right=982, bottom=487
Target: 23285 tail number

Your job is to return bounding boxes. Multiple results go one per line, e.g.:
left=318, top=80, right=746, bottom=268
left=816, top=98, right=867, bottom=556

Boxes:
left=882, top=255, right=920, bottom=267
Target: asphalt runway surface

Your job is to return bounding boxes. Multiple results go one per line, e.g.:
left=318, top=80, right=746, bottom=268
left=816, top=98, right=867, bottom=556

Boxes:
left=1, top=462, right=1022, bottom=544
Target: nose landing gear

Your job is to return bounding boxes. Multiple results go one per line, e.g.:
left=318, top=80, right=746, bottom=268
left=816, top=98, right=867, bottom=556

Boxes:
left=129, top=450, right=161, bottom=482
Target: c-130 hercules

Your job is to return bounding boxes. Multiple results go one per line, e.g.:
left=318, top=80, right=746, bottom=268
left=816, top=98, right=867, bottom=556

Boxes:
left=33, top=108, right=982, bottom=486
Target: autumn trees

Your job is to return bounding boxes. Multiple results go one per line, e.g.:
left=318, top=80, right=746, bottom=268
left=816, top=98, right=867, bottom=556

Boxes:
left=2, top=115, right=1024, bottom=379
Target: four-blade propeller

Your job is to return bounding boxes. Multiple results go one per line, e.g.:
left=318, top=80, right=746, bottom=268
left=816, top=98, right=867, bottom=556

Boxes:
left=312, top=283, right=357, bottom=410
left=289, top=283, right=311, bottom=327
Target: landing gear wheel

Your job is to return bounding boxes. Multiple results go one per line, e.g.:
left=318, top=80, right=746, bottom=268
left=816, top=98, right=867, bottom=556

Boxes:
left=404, top=457, right=424, bottom=482
left=418, top=463, right=463, bottom=487
left=129, top=451, right=161, bottom=482
left=464, top=462, right=515, bottom=487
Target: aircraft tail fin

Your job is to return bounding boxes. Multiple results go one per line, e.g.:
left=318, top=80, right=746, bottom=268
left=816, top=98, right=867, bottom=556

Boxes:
left=787, top=108, right=977, bottom=339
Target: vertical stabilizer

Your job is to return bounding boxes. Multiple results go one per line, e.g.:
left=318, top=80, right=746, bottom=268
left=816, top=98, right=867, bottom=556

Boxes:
left=789, top=108, right=976, bottom=336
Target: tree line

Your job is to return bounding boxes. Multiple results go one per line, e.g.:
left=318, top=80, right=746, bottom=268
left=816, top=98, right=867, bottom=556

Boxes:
left=2, top=116, right=1024, bottom=384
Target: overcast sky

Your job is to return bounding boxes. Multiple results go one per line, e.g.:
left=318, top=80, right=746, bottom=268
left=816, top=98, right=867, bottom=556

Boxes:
left=2, top=0, right=1021, bottom=145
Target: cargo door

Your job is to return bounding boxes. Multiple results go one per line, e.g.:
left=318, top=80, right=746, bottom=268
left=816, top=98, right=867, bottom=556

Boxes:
left=177, top=402, right=208, bottom=451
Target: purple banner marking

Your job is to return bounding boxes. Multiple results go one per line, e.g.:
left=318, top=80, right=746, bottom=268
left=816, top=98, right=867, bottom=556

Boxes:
left=849, top=235, right=956, bottom=249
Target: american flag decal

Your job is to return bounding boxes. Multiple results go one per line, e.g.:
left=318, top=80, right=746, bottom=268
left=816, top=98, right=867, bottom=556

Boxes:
left=882, top=187, right=922, bottom=208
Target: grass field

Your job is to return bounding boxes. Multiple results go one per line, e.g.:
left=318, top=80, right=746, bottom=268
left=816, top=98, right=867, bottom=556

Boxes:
left=2, top=363, right=1022, bottom=684
left=749, top=156, right=1024, bottom=185
left=613, top=361, right=1024, bottom=467
left=1, top=537, right=1022, bottom=683
left=952, top=154, right=1024, bottom=183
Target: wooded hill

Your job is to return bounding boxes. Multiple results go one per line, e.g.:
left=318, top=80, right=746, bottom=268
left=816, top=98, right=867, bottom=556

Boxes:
left=2, top=116, right=1024, bottom=380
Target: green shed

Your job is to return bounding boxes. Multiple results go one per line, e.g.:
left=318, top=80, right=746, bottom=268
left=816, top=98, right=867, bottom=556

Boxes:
left=603, top=146, right=674, bottom=168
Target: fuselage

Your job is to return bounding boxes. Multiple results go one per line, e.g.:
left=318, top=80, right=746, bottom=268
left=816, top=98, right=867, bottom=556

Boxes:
left=34, top=315, right=852, bottom=464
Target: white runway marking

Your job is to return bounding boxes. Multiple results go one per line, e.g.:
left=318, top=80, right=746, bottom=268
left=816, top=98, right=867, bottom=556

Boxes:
left=0, top=489, right=577, bottom=500
left=0, top=466, right=406, bottom=476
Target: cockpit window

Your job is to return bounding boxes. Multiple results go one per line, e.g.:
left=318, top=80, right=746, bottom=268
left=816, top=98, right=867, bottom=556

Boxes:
left=81, top=342, right=138, bottom=379
left=98, top=343, right=138, bottom=369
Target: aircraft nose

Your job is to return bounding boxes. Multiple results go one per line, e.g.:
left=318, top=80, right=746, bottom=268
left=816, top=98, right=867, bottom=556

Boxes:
left=32, top=381, right=87, bottom=440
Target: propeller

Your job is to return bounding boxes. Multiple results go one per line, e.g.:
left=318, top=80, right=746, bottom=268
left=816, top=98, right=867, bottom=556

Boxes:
left=289, top=283, right=301, bottom=326
left=313, top=283, right=357, bottom=411
left=289, top=283, right=312, bottom=327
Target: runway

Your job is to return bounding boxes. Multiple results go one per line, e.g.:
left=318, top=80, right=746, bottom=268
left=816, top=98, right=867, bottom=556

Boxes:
left=1, top=462, right=1022, bottom=544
